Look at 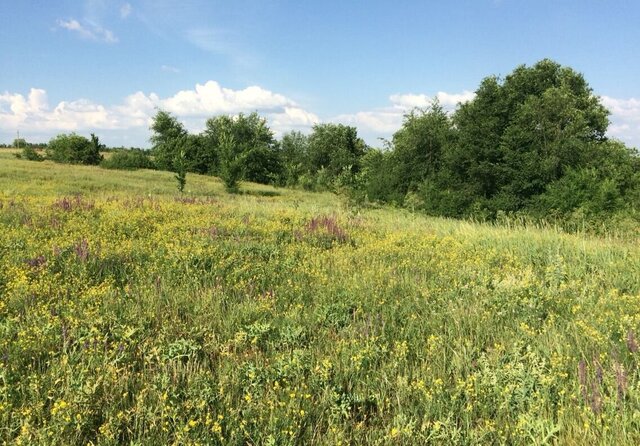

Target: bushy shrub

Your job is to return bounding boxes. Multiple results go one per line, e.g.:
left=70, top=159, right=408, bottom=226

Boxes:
left=100, top=150, right=155, bottom=170
left=16, top=146, right=44, bottom=161
left=46, top=133, right=103, bottom=165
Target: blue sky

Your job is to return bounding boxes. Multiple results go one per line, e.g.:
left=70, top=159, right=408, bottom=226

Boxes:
left=1, top=0, right=639, bottom=148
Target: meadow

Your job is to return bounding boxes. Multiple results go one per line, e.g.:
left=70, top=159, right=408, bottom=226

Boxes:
left=1, top=151, right=639, bottom=445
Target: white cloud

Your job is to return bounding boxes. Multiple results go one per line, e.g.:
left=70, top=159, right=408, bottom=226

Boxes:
left=334, top=91, right=476, bottom=138
left=3, top=85, right=636, bottom=150
left=56, top=18, right=118, bottom=43
left=120, top=3, right=132, bottom=19
left=601, top=96, right=640, bottom=148
left=389, top=91, right=476, bottom=110
left=161, top=81, right=293, bottom=116
left=334, top=110, right=404, bottom=134
left=0, top=82, right=319, bottom=145
left=269, top=107, right=319, bottom=133
left=161, top=65, right=181, bottom=74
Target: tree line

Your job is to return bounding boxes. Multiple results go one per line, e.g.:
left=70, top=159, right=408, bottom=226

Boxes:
left=147, top=59, right=639, bottom=224
left=13, top=59, right=640, bottom=226
left=149, top=110, right=366, bottom=192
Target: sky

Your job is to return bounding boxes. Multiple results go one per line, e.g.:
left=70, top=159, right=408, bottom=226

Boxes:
left=1, top=0, right=639, bottom=149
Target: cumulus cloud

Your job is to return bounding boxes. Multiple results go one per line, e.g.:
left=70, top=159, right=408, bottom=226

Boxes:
left=0, top=82, right=319, bottom=145
left=334, top=110, right=404, bottom=135
left=56, top=18, right=118, bottom=43
left=389, top=91, right=476, bottom=109
left=334, top=90, right=476, bottom=137
left=601, top=96, right=640, bottom=148
left=338, top=91, right=640, bottom=148
left=161, top=81, right=292, bottom=116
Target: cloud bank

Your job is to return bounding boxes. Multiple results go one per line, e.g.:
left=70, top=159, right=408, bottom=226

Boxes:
left=601, top=96, right=640, bottom=148
left=333, top=90, right=476, bottom=137
left=0, top=82, right=319, bottom=146
left=1, top=83, right=638, bottom=149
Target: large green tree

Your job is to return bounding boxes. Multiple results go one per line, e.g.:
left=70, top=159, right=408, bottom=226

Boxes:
left=389, top=101, right=453, bottom=197
left=278, top=131, right=310, bottom=186
left=149, top=110, right=189, bottom=171
left=447, top=59, right=611, bottom=215
left=203, top=112, right=280, bottom=184
left=307, top=123, right=366, bottom=186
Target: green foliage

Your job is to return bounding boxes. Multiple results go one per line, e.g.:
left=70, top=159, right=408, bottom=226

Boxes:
left=218, top=131, right=242, bottom=192
left=359, top=59, right=639, bottom=226
left=279, top=131, right=310, bottom=186
left=150, top=110, right=189, bottom=171
left=100, top=149, right=155, bottom=170
left=12, top=137, right=27, bottom=148
left=19, top=146, right=44, bottom=161
left=45, top=133, right=104, bottom=165
left=306, top=123, right=367, bottom=190
left=391, top=101, right=453, bottom=195
left=533, top=141, right=640, bottom=219
left=204, top=112, right=280, bottom=184
left=174, top=150, right=188, bottom=193
left=447, top=59, right=610, bottom=215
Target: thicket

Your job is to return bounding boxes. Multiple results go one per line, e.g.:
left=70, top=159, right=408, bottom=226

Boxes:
left=148, top=110, right=366, bottom=192
left=360, top=59, right=640, bottom=224
left=100, top=148, right=156, bottom=170
left=45, top=133, right=104, bottom=165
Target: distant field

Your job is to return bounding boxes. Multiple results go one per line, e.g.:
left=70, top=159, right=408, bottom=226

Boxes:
left=1, top=154, right=639, bottom=444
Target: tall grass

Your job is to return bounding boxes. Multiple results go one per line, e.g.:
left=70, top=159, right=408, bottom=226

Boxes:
left=1, top=154, right=639, bottom=444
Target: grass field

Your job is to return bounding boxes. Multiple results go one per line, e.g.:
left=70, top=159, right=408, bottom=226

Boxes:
left=1, top=151, right=639, bottom=444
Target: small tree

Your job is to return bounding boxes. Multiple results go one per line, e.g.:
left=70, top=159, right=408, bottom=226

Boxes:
left=88, top=134, right=106, bottom=165
left=279, top=131, right=310, bottom=186
left=203, top=112, right=278, bottom=183
left=13, top=138, right=27, bottom=149
left=218, top=131, right=241, bottom=192
left=21, top=145, right=44, bottom=161
left=307, top=123, right=367, bottom=189
left=174, top=150, right=187, bottom=193
left=150, top=110, right=188, bottom=171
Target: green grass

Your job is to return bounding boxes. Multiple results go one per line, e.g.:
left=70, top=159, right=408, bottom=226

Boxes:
left=1, top=154, right=639, bottom=444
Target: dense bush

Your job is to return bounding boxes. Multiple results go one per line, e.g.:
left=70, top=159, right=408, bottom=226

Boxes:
left=46, top=133, right=103, bottom=165
left=17, top=146, right=45, bottom=161
left=100, top=149, right=155, bottom=170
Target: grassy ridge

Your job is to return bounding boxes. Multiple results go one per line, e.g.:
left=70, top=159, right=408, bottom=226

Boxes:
left=1, top=153, right=639, bottom=444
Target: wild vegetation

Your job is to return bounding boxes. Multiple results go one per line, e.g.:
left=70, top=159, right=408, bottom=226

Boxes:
left=11, top=60, right=639, bottom=230
left=1, top=149, right=640, bottom=444
left=2, top=59, right=638, bottom=443
left=140, top=59, right=640, bottom=230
